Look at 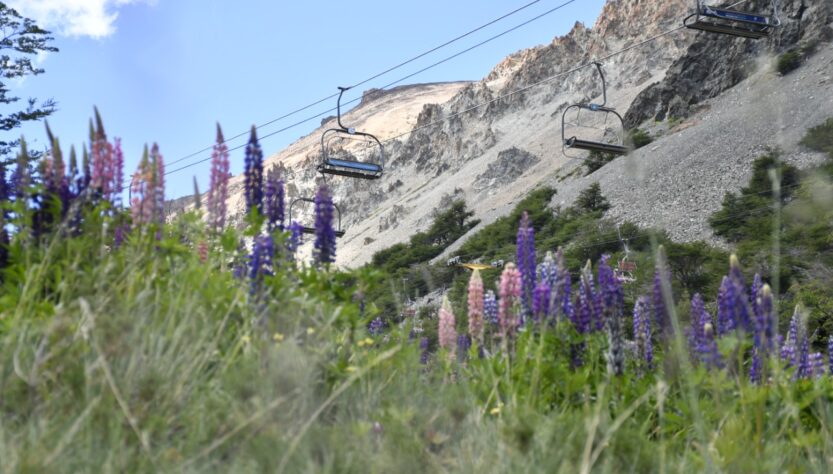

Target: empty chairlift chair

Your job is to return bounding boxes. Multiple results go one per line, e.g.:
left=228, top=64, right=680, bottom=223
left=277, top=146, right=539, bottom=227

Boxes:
left=683, top=0, right=781, bottom=39
left=318, top=87, right=385, bottom=180
left=561, top=62, right=629, bottom=158
left=289, top=197, right=346, bottom=238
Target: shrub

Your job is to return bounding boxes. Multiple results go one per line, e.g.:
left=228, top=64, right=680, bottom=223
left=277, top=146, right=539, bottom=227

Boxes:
left=574, top=182, right=610, bottom=214
left=801, top=118, right=833, bottom=159
left=776, top=50, right=802, bottom=75
left=584, top=150, right=616, bottom=175
left=629, top=128, right=653, bottom=149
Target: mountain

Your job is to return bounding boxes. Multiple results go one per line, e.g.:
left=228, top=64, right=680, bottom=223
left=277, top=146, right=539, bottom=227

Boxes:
left=199, top=0, right=833, bottom=267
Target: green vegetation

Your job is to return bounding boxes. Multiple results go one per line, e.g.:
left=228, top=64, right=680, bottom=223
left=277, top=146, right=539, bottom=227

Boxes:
left=629, top=128, right=653, bottom=149
left=776, top=50, right=802, bottom=75
left=584, top=150, right=616, bottom=175
left=801, top=118, right=833, bottom=159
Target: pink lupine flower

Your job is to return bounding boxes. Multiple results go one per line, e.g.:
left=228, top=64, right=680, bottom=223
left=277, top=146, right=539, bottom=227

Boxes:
left=207, top=123, right=230, bottom=232
left=467, top=269, right=484, bottom=343
left=130, top=144, right=165, bottom=227
left=113, top=138, right=124, bottom=206
left=438, top=296, right=457, bottom=355
left=152, top=143, right=165, bottom=225
left=90, top=108, right=116, bottom=203
left=498, top=263, right=522, bottom=338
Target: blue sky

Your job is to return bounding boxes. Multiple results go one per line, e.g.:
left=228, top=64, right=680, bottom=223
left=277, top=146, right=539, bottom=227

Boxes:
left=11, top=0, right=606, bottom=198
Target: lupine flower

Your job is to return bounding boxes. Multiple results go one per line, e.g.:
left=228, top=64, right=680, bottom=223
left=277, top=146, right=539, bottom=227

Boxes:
left=572, top=279, right=593, bottom=335
left=599, top=255, right=625, bottom=375
left=438, top=296, right=457, bottom=355
left=369, top=317, right=384, bottom=336
left=550, top=247, right=573, bottom=323
left=11, top=138, right=30, bottom=200
left=516, top=212, right=536, bottom=324
left=114, top=224, right=126, bottom=248
left=653, top=247, right=672, bottom=338
left=193, top=177, right=201, bottom=210
left=467, top=269, right=485, bottom=343
left=249, top=234, right=274, bottom=294
left=419, top=337, right=430, bottom=364
left=728, top=255, right=753, bottom=332
left=750, top=347, right=762, bottom=383
left=313, top=184, right=337, bottom=265
left=208, top=124, right=230, bottom=232
left=152, top=144, right=165, bottom=225
left=90, top=110, right=115, bottom=203
left=753, top=284, right=776, bottom=355
left=797, top=329, right=811, bottom=380
left=537, top=250, right=557, bottom=286
left=113, top=138, right=124, bottom=207
left=633, top=296, right=653, bottom=369
left=810, top=352, right=825, bottom=378
left=130, top=144, right=166, bottom=227
left=264, top=171, right=286, bottom=232
left=532, top=281, right=551, bottom=322
left=244, top=125, right=264, bottom=215
left=288, top=221, right=303, bottom=257
left=484, top=290, right=498, bottom=326
left=689, top=294, right=720, bottom=368
left=457, top=334, right=471, bottom=362
left=498, top=263, right=522, bottom=338
left=81, top=145, right=91, bottom=194
left=750, top=273, right=762, bottom=316
left=578, top=260, right=603, bottom=332
left=717, top=276, right=736, bottom=336
left=780, top=311, right=798, bottom=366
left=197, top=240, right=208, bottom=263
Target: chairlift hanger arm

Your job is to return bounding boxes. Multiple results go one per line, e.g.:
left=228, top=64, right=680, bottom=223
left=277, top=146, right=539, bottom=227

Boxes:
left=336, top=86, right=353, bottom=132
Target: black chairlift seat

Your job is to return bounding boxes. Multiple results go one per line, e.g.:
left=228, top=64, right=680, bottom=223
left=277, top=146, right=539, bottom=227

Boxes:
left=318, top=87, right=385, bottom=180
left=684, top=2, right=780, bottom=39
left=289, top=197, right=346, bottom=238
left=562, top=63, right=629, bottom=157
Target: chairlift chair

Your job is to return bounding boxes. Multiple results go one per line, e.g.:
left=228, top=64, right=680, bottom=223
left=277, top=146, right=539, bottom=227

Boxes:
left=683, top=0, right=781, bottom=39
left=318, top=87, right=385, bottom=180
left=289, top=197, right=346, bottom=238
left=616, top=258, right=637, bottom=284
left=562, top=62, right=629, bottom=158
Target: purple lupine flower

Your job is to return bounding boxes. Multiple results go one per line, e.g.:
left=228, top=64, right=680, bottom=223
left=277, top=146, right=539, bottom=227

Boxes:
left=781, top=310, right=799, bottom=367
left=810, top=352, right=825, bottom=379
left=728, top=255, right=753, bottom=332
left=208, top=124, right=230, bottom=232
left=457, top=334, right=471, bottom=362
left=797, top=330, right=811, bottom=379
left=516, top=212, right=536, bottom=324
left=599, top=255, right=625, bottom=375
left=484, top=290, right=498, bottom=326
left=532, top=281, right=551, bottom=323
left=750, top=347, right=762, bottom=384
left=754, top=284, right=777, bottom=355
left=248, top=234, right=274, bottom=294
left=244, top=125, right=264, bottom=215
left=419, top=337, right=430, bottom=364
left=288, top=221, right=303, bottom=257
left=264, top=171, right=286, bottom=232
left=151, top=144, right=165, bottom=226
left=537, top=250, right=557, bottom=287
left=572, top=282, right=592, bottom=334
left=313, top=184, right=337, bottom=265
left=80, top=145, right=91, bottom=195
left=717, top=276, right=736, bottom=336
left=652, top=268, right=670, bottom=338
left=113, top=138, right=124, bottom=207
left=828, top=335, right=833, bottom=376
left=550, top=247, right=572, bottom=323
left=633, top=296, right=653, bottom=369
left=690, top=294, right=721, bottom=369
left=750, top=273, right=762, bottom=317
left=368, top=317, right=384, bottom=336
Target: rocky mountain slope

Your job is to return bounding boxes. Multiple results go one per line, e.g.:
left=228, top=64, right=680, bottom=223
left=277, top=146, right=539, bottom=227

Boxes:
left=205, top=0, right=833, bottom=268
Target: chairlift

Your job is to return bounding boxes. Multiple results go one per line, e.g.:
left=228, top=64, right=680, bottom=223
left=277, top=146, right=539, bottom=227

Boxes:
left=561, top=62, right=629, bottom=158
left=447, top=256, right=462, bottom=267
left=683, top=0, right=781, bottom=39
left=288, top=197, right=346, bottom=238
left=490, top=259, right=505, bottom=268
left=318, top=87, right=385, bottom=180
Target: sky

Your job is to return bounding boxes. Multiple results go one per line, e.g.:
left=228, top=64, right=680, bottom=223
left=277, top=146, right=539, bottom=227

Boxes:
left=9, top=0, right=606, bottom=199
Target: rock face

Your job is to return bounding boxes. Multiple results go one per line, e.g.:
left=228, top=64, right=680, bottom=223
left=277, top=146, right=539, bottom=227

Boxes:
left=187, top=0, right=833, bottom=268
left=474, top=147, right=540, bottom=192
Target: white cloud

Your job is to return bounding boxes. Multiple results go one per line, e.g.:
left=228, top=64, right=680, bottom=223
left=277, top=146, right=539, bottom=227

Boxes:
left=7, top=0, right=155, bottom=39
